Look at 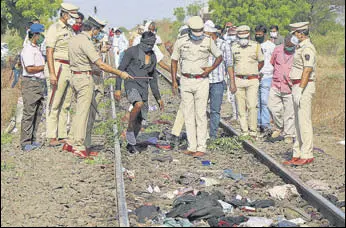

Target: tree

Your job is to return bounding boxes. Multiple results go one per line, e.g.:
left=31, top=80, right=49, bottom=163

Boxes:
left=208, top=0, right=311, bottom=35
left=1, top=0, right=62, bottom=36
left=186, top=1, right=204, bottom=17
left=173, top=7, right=186, bottom=23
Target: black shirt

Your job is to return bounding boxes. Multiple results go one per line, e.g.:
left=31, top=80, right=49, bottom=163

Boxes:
left=115, top=45, right=161, bottom=101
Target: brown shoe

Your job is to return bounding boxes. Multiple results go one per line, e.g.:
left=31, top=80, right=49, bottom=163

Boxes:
left=48, top=139, right=62, bottom=147
left=283, top=157, right=300, bottom=165
left=192, top=151, right=206, bottom=157
left=183, top=150, right=195, bottom=155
left=58, top=138, right=67, bottom=144
left=292, top=158, right=314, bottom=166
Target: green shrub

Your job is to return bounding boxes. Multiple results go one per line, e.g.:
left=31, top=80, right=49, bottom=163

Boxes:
left=312, top=30, right=345, bottom=58
left=1, top=133, right=13, bottom=145
left=2, top=29, right=24, bottom=56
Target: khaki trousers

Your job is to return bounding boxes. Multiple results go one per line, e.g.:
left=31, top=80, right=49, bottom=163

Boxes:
left=292, top=82, right=315, bottom=159
left=69, top=73, right=94, bottom=151
left=171, top=103, right=185, bottom=137
left=268, top=88, right=295, bottom=137
left=235, top=77, right=259, bottom=136
left=85, top=75, right=104, bottom=148
left=180, top=77, right=209, bottom=152
left=45, top=61, right=72, bottom=139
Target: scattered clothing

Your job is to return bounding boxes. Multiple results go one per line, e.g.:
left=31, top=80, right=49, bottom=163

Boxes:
left=166, top=191, right=225, bottom=222
left=239, top=217, right=273, bottom=227
left=135, top=205, right=161, bottom=223
left=268, top=184, right=299, bottom=200
left=223, top=169, right=245, bottom=181
left=208, top=215, right=248, bottom=227
left=163, top=218, right=193, bottom=227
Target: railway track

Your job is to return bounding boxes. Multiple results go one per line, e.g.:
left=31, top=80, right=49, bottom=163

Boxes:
left=156, top=68, right=345, bottom=227
left=104, top=49, right=344, bottom=226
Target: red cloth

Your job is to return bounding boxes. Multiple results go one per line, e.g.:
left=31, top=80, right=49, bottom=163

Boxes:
left=270, top=44, right=294, bottom=94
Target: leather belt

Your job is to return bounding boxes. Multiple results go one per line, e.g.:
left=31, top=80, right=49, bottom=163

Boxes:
left=291, top=79, right=314, bottom=85
left=236, top=75, right=259, bottom=80
left=72, top=71, right=92, bottom=75
left=55, top=59, right=70, bottom=65
left=182, top=73, right=205, bottom=79
left=24, top=76, right=45, bottom=81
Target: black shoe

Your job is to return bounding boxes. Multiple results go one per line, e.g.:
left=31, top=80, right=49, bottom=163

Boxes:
left=126, top=144, right=140, bottom=154
left=265, top=135, right=285, bottom=143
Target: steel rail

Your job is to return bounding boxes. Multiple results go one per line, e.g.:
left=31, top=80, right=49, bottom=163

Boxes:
left=156, top=68, right=345, bottom=227
left=106, top=52, right=130, bottom=227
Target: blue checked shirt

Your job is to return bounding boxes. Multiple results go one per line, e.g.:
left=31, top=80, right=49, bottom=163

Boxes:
left=209, top=38, right=233, bottom=84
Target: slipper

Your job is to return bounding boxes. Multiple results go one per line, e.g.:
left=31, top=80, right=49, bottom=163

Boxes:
left=72, top=150, right=94, bottom=160
left=183, top=150, right=195, bottom=155
left=48, top=142, right=63, bottom=147
left=62, top=143, right=73, bottom=152
left=192, top=152, right=207, bottom=157
left=156, top=144, right=171, bottom=150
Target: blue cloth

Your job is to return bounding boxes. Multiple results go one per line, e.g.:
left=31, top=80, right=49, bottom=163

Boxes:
left=258, top=77, right=272, bottom=129
left=11, top=68, right=21, bottom=88
left=209, top=81, right=225, bottom=138
left=30, top=24, right=44, bottom=33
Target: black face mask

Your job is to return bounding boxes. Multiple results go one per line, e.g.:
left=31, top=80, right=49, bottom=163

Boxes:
left=139, top=43, right=154, bottom=53
left=255, top=36, right=265, bottom=43
left=139, top=35, right=156, bottom=53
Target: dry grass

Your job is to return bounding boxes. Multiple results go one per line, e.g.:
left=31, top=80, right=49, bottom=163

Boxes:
left=1, top=67, right=21, bottom=130
left=313, top=55, right=345, bottom=137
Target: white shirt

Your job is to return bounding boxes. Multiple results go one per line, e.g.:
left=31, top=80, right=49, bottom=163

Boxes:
left=112, top=34, right=129, bottom=53
left=260, top=40, right=276, bottom=77
left=21, top=43, right=45, bottom=79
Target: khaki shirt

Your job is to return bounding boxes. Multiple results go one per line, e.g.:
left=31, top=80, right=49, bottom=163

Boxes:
left=171, top=34, right=222, bottom=75
left=232, top=40, right=264, bottom=75
left=46, top=20, right=74, bottom=60
left=289, top=38, right=316, bottom=80
left=68, top=32, right=101, bottom=72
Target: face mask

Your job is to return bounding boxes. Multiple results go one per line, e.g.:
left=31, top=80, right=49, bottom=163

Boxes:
left=255, top=36, right=265, bottom=43
left=72, top=24, right=81, bottom=32
left=230, top=35, right=237, bottom=42
left=238, top=38, right=249, bottom=47
left=284, top=46, right=295, bottom=53
left=188, top=31, right=205, bottom=41
left=67, top=17, right=76, bottom=26
left=116, top=35, right=120, bottom=38
left=270, top=32, right=278, bottom=38
left=139, top=43, right=154, bottom=53
left=291, top=35, right=299, bottom=45
left=93, top=31, right=105, bottom=41
left=36, top=34, right=45, bottom=46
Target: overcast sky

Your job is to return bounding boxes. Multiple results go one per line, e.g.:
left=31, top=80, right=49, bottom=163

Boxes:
left=65, top=0, right=208, bottom=29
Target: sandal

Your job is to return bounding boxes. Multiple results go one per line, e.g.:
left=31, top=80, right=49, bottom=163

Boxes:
left=73, top=150, right=93, bottom=160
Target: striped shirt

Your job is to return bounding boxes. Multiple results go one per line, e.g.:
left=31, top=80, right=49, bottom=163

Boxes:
left=209, top=38, right=233, bottom=84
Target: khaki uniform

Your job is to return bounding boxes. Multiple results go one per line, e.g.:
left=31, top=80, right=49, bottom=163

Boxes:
left=68, top=32, right=101, bottom=151
left=85, top=42, right=104, bottom=149
left=290, top=38, right=316, bottom=159
left=171, top=34, right=222, bottom=152
left=45, top=20, right=74, bottom=139
left=232, top=40, right=264, bottom=136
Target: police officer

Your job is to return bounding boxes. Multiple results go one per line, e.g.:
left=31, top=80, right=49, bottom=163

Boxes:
left=283, top=22, right=317, bottom=166
left=66, top=16, right=133, bottom=158
left=20, top=24, right=46, bottom=151
left=171, top=16, right=223, bottom=157
left=229, top=25, right=264, bottom=138
left=84, top=27, right=109, bottom=155
left=45, top=3, right=79, bottom=147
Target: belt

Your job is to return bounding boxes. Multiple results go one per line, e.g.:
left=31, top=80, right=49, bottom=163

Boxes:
left=182, top=73, right=205, bottom=79
left=291, top=79, right=314, bottom=85
left=55, top=59, right=70, bottom=65
left=24, top=76, right=45, bottom=81
left=72, top=71, right=92, bottom=75
left=236, top=75, right=259, bottom=80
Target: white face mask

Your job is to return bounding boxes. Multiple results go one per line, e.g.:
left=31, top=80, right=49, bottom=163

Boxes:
left=67, top=17, right=76, bottom=26
left=291, top=35, right=299, bottom=45
left=270, top=32, right=278, bottom=38
left=238, top=38, right=249, bottom=47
